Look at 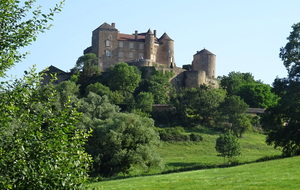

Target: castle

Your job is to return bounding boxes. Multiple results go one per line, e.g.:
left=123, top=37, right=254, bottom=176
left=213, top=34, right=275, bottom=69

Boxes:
left=43, top=22, right=217, bottom=89
left=84, top=22, right=217, bottom=89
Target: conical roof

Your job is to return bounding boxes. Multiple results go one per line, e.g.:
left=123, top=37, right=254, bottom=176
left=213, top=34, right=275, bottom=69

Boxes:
left=158, top=32, right=173, bottom=41
left=195, top=48, right=215, bottom=55
left=146, top=29, right=153, bottom=35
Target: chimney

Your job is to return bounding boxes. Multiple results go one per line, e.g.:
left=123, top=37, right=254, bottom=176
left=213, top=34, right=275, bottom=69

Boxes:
left=111, top=23, right=115, bottom=28
left=135, top=30, right=138, bottom=40
left=154, top=30, right=157, bottom=38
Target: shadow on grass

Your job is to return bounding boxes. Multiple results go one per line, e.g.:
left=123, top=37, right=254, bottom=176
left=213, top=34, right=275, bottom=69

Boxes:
left=89, top=155, right=286, bottom=183
left=167, top=162, right=198, bottom=168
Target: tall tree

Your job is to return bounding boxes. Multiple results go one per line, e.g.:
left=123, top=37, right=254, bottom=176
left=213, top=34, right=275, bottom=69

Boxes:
left=262, top=23, right=300, bottom=156
left=0, top=0, right=64, bottom=77
left=73, top=53, right=100, bottom=78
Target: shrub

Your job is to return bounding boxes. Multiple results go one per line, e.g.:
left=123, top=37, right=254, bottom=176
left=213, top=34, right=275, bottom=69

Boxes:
left=190, top=133, right=203, bottom=142
left=158, top=127, right=190, bottom=142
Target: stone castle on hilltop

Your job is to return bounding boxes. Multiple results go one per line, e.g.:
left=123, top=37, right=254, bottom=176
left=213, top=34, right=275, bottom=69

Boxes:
left=44, top=22, right=218, bottom=89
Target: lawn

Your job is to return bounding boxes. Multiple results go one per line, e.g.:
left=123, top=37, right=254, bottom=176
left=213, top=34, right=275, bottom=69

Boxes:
left=89, top=156, right=300, bottom=189
left=157, top=132, right=281, bottom=171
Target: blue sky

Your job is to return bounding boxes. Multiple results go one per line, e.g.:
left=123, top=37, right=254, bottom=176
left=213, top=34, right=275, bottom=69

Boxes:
left=7, top=0, right=300, bottom=84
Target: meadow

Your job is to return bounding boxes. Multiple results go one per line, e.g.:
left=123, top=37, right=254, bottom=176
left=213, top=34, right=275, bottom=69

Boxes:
left=89, top=156, right=300, bottom=189
left=89, top=132, right=291, bottom=189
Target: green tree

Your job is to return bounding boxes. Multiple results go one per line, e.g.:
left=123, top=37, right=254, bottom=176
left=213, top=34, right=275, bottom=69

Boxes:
left=88, top=113, right=162, bottom=177
left=261, top=23, right=300, bottom=156
left=176, top=87, right=226, bottom=126
left=219, top=72, right=255, bottom=95
left=134, top=92, right=154, bottom=113
left=237, top=83, right=279, bottom=108
left=218, top=95, right=252, bottom=137
left=215, top=133, right=241, bottom=163
left=0, top=0, right=64, bottom=77
left=72, top=53, right=100, bottom=78
left=108, top=62, right=141, bottom=94
left=0, top=69, right=91, bottom=189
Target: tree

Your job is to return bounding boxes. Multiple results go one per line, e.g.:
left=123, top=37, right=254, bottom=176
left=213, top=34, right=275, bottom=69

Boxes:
left=108, top=62, right=141, bottom=95
left=0, top=0, right=64, bottom=77
left=215, top=133, right=241, bottom=163
left=134, top=92, right=154, bottom=113
left=237, top=83, right=279, bottom=108
left=0, top=69, right=91, bottom=189
left=219, top=72, right=255, bottom=95
left=72, top=53, right=100, bottom=78
left=176, top=86, right=226, bottom=126
left=88, top=113, right=162, bottom=177
left=218, top=95, right=252, bottom=137
left=261, top=23, right=300, bottom=156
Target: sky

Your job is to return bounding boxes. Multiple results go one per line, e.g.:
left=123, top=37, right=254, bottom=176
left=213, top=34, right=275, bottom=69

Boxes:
left=6, top=0, right=300, bottom=85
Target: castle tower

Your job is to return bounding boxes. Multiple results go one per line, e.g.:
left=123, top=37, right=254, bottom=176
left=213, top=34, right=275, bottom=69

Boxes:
left=144, top=29, right=155, bottom=61
left=192, top=49, right=216, bottom=78
left=84, top=22, right=118, bottom=71
left=157, top=33, right=175, bottom=68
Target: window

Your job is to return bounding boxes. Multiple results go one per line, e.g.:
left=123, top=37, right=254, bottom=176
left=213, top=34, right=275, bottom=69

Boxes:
left=139, top=53, right=144, bottom=59
left=105, top=50, right=112, bottom=57
left=129, top=42, right=134, bottom=49
left=105, top=40, right=111, bottom=47
left=108, top=35, right=112, bottom=40
left=119, top=41, right=123, bottom=48
left=139, top=43, right=144, bottom=50
left=129, top=52, right=134, bottom=59
left=118, top=52, right=124, bottom=58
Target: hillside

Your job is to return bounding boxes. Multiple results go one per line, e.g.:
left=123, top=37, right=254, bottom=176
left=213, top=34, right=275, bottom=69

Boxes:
left=89, top=156, right=300, bottom=189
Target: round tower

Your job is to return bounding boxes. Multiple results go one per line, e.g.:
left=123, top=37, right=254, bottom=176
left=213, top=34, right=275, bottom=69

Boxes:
left=192, top=49, right=216, bottom=78
left=158, top=33, right=175, bottom=68
left=145, top=29, right=155, bottom=61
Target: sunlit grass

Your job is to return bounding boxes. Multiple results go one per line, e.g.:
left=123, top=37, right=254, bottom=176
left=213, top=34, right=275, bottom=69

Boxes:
left=89, top=156, right=300, bottom=190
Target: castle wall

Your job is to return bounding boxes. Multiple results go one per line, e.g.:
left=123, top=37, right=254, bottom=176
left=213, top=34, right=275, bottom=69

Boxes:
left=184, top=70, right=206, bottom=88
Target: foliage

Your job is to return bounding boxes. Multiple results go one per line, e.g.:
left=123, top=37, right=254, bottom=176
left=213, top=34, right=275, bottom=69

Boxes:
left=279, top=22, right=300, bottom=79
left=0, top=69, right=91, bottom=190
left=157, top=127, right=190, bottom=142
left=215, top=133, right=241, bottom=162
left=218, top=95, right=252, bottom=137
left=261, top=22, right=300, bottom=156
left=219, top=72, right=255, bottom=95
left=138, top=70, right=174, bottom=104
left=108, top=62, right=141, bottom=95
left=72, top=53, right=100, bottom=78
left=237, top=83, right=279, bottom=108
left=0, top=0, right=64, bottom=77
left=87, top=113, right=162, bottom=177
left=134, top=92, right=154, bottom=113
left=176, top=86, right=226, bottom=126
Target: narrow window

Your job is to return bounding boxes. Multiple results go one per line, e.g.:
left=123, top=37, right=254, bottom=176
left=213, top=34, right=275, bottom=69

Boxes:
left=129, top=52, right=134, bottom=58
left=129, top=42, right=134, bottom=49
left=119, top=41, right=123, bottom=48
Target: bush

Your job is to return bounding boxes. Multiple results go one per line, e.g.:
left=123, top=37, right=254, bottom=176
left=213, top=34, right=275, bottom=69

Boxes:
left=190, top=133, right=203, bottom=142
left=158, top=127, right=190, bottom=142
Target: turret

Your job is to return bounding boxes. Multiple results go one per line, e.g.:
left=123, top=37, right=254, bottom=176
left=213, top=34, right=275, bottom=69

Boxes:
left=145, top=29, right=155, bottom=60
left=192, top=49, right=216, bottom=78
left=158, top=33, right=175, bottom=68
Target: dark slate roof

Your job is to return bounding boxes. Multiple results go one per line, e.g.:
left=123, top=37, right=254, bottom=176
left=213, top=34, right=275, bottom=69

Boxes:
left=96, top=22, right=117, bottom=31
left=195, top=48, right=215, bottom=55
left=158, top=32, right=173, bottom=41
left=248, top=108, right=266, bottom=114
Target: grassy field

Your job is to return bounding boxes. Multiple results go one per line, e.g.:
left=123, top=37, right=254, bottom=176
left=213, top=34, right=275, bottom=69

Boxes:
left=89, top=156, right=300, bottom=189
left=157, top=132, right=281, bottom=172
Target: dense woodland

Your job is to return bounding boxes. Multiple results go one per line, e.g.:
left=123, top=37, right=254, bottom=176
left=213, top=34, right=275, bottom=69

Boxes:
left=1, top=1, right=300, bottom=189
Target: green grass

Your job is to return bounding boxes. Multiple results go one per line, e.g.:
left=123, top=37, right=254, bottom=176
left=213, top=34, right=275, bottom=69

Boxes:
left=89, top=156, right=300, bottom=189
left=157, top=132, right=281, bottom=171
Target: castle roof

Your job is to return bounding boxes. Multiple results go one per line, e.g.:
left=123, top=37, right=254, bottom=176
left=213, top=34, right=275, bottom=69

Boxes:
left=195, top=48, right=215, bottom=55
left=45, top=65, right=67, bottom=74
left=146, top=29, right=153, bottom=35
left=118, top=33, right=146, bottom=41
left=96, top=22, right=117, bottom=31
left=158, top=32, right=173, bottom=41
